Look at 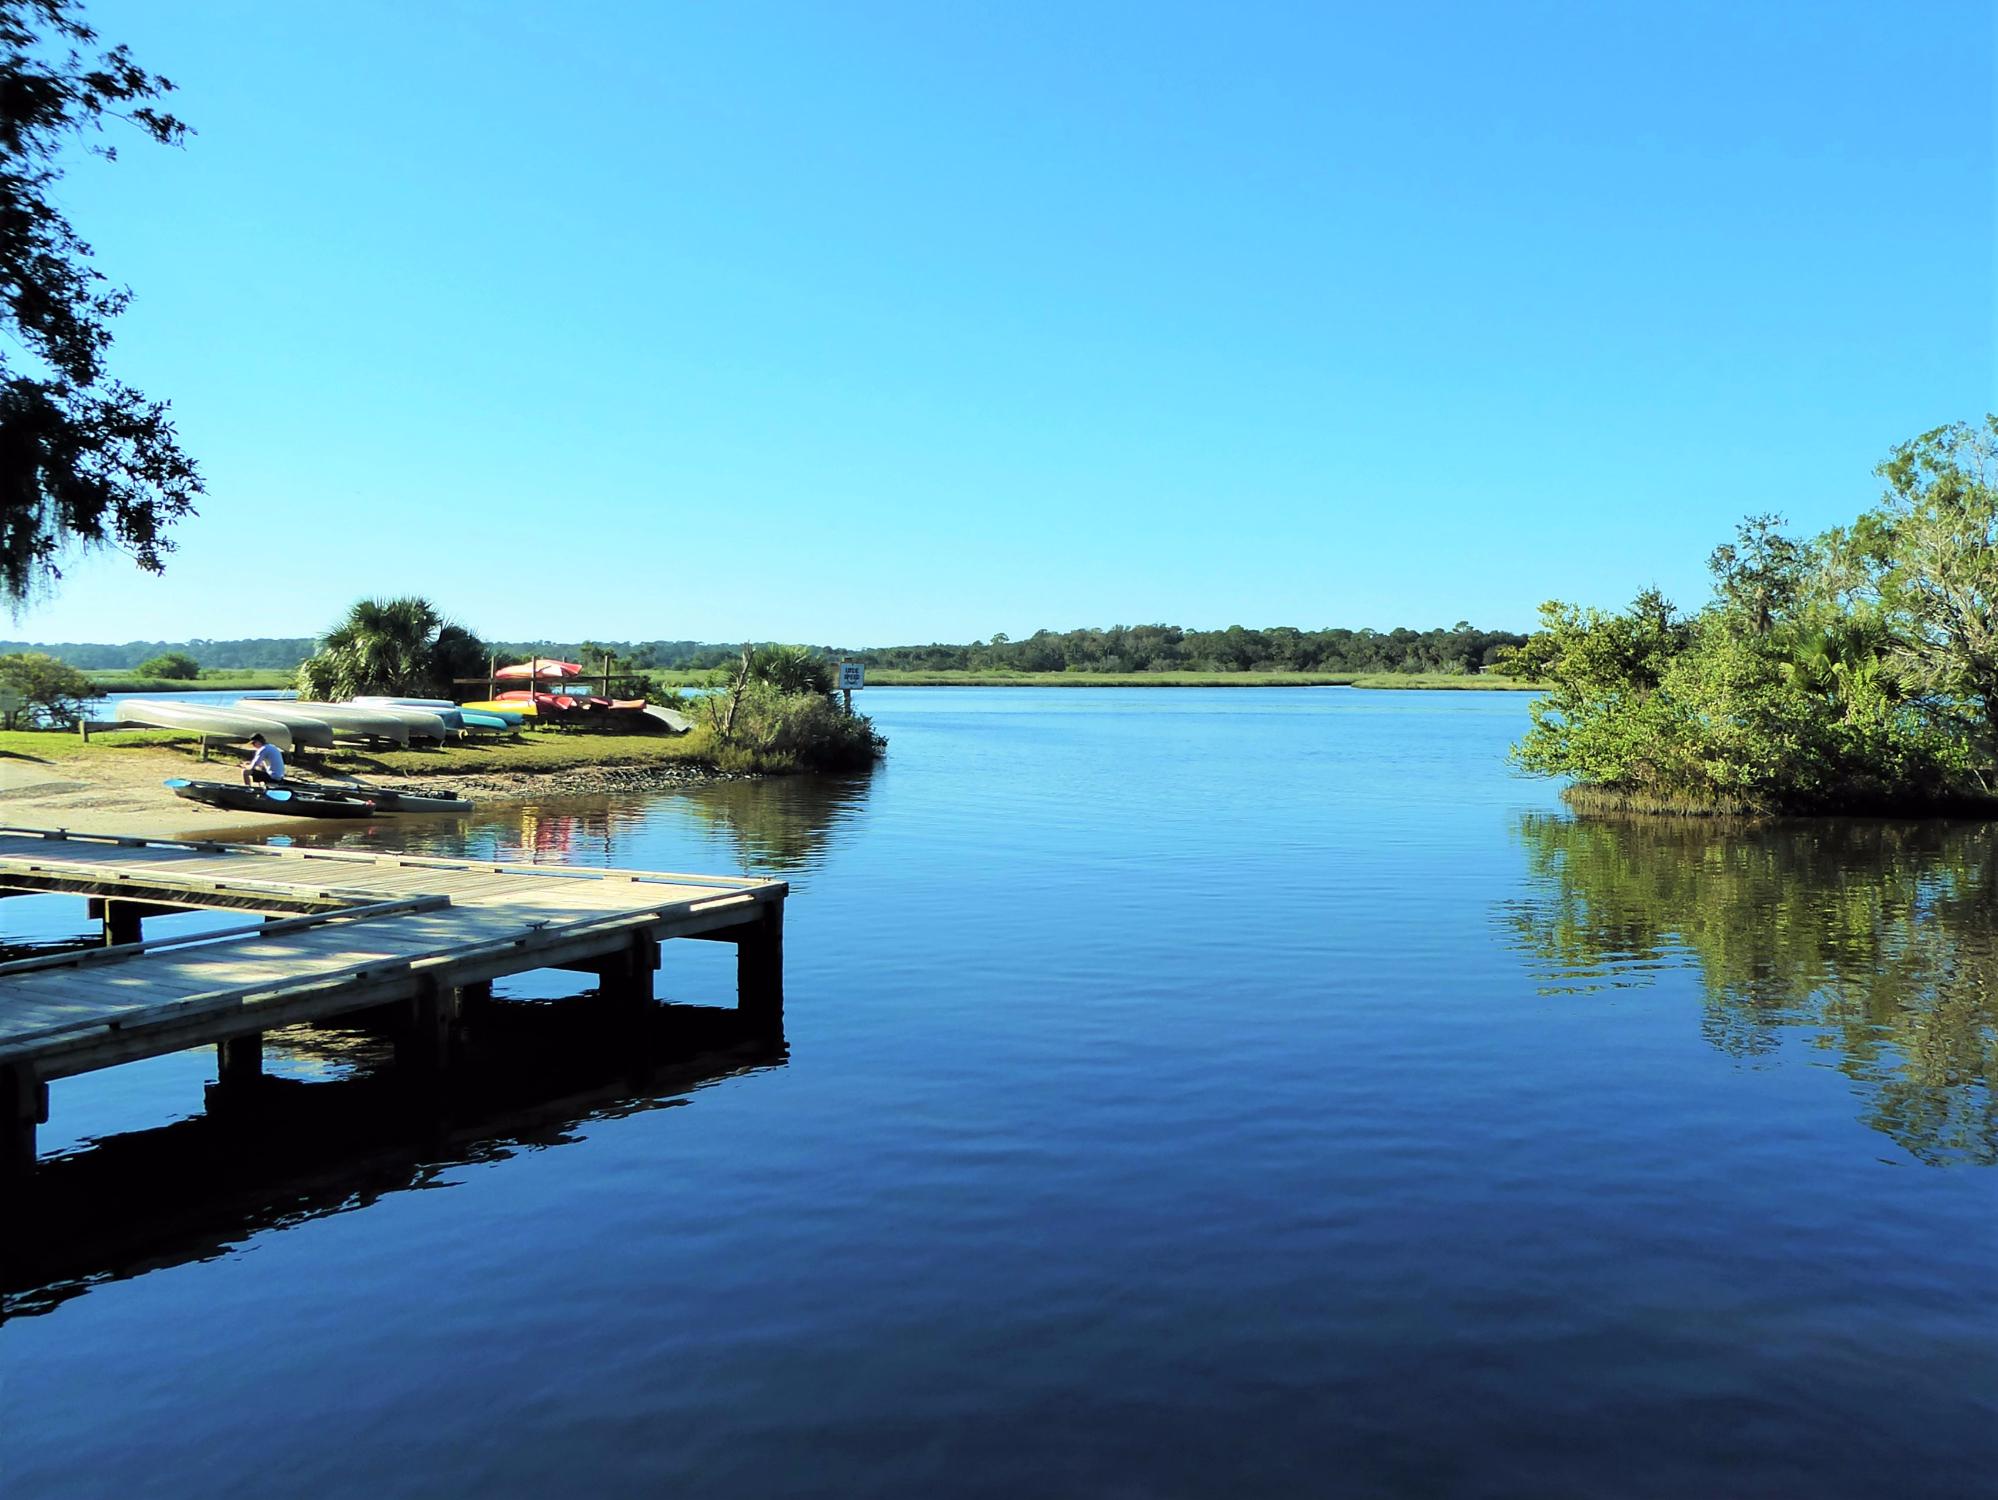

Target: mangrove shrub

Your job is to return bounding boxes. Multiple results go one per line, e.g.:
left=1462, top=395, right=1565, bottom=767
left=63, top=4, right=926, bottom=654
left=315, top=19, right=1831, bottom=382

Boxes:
left=1509, top=419, right=1997, bottom=814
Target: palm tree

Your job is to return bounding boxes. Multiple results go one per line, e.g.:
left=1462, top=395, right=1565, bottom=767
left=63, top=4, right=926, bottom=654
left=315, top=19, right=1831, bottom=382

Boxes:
left=748, top=644, right=835, bottom=697
left=297, top=596, right=484, bottom=699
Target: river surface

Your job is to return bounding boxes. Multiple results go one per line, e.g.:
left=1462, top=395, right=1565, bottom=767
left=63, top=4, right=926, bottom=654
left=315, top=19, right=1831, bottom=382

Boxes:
left=4, top=688, right=1994, bottom=1498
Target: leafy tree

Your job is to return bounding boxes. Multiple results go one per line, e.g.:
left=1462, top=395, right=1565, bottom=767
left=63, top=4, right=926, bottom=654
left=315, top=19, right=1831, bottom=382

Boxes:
left=1509, top=422, right=1996, bottom=813
left=296, top=597, right=485, bottom=700
left=135, top=649, right=195, bottom=679
left=0, top=647, right=91, bottom=722
left=0, top=1, right=201, bottom=604
left=1707, top=514, right=1807, bottom=635
left=1854, top=418, right=1998, bottom=749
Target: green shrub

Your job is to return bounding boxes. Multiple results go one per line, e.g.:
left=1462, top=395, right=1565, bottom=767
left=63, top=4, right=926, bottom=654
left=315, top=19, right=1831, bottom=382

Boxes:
left=701, top=658, right=884, bottom=774
left=136, top=651, right=199, bottom=679
left=0, top=652, right=97, bottom=726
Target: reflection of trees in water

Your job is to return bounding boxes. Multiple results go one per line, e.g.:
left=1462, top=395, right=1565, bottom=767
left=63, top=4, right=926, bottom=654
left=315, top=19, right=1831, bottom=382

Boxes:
left=1503, top=815, right=1998, bottom=1166
left=673, top=774, right=871, bottom=874
left=294, top=776, right=872, bottom=875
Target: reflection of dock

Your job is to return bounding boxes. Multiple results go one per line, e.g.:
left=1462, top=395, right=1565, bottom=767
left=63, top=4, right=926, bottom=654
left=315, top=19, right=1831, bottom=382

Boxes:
left=0, top=828, right=787, bottom=1186
left=5, top=1001, right=785, bottom=1315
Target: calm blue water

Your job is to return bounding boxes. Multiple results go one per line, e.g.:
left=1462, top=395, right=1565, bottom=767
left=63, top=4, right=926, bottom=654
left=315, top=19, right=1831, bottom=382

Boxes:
left=4, top=688, right=1994, bottom=1498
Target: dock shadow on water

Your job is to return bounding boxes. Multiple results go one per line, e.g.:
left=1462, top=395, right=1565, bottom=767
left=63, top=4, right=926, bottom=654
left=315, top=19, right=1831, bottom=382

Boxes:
left=1500, top=813, right=1998, bottom=1166
left=1, top=995, right=785, bottom=1319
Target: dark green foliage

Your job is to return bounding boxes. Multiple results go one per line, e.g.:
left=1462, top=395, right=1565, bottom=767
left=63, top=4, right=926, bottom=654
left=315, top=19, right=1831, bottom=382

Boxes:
left=703, top=645, right=884, bottom=772
left=0, top=647, right=92, bottom=722
left=0, top=637, right=315, bottom=669
left=0, top=0, right=201, bottom=603
left=134, top=649, right=195, bottom=679
left=296, top=597, right=486, bottom=700
left=1511, top=422, right=1998, bottom=813
left=847, top=621, right=1527, bottom=675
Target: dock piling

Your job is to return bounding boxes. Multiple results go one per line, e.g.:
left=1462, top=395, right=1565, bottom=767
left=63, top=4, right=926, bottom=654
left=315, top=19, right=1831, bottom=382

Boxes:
left=737, top=904, right=784, bottom=1022
left=2, top=1065, right=45, bottom=1181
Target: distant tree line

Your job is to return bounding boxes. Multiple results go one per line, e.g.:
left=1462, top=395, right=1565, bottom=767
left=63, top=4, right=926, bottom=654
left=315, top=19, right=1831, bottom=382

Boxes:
left=0, top=638, right=316, bottom=670
left=845, top=622, right=1528, bottom=675
left=11, top=624, right=1530, bottom=677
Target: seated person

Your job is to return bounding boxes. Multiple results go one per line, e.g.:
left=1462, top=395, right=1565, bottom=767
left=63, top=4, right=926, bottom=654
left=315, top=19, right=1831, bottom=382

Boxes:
left=242, top=733, right=285, bottom=787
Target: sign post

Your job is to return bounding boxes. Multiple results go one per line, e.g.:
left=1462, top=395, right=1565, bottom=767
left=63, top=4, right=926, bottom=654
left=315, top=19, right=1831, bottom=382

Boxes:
left=0, top=687, right=23, bottom=732
left=836, top=662, right=865, bottom=715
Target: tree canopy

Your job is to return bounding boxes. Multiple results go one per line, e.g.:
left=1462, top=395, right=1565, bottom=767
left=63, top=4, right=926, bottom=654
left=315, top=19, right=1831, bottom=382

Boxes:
left=296, top=597, right=485, bottom=701
left=1510, top=417, right=1998, bottom=813
left=0, top=0, right=201, bottom=604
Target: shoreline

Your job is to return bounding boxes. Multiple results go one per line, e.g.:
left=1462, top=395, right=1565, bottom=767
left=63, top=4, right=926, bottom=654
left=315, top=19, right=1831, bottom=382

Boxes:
left=0, top=745, right=748, bottom=840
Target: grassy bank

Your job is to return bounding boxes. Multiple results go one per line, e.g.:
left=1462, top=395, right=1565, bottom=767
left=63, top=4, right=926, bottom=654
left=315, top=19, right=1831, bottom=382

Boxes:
left=84, top=668, right=295, bottom=694
left=0, top=724, right=814, bottom=781
left=0, top=727, right=192, bottom=760
left=310, top=729, right=718, bottom=778
left=0, top=725, right=716, bottom=775
left=1346, top=673, right=1542, bottom=690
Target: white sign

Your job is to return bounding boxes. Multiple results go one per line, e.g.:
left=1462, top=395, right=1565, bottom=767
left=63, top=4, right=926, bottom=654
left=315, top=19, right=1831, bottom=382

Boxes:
left=837, top=663, right=865, bottom=691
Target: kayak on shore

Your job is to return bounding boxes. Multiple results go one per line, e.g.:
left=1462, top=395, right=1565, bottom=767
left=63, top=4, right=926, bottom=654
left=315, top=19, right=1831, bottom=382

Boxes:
left=282, top=777, right=474, bottom=814
left=163, top=778, right=377, bottom=819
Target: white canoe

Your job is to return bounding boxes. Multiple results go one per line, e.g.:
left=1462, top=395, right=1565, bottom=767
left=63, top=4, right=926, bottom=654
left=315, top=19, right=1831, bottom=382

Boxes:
left=280, top=703, right=412, bottom=747
left=227, top=702, right=336, bottom=750
left=293, top=702, right=449, bottom=742
left=115, top=700, right=296, bottom=751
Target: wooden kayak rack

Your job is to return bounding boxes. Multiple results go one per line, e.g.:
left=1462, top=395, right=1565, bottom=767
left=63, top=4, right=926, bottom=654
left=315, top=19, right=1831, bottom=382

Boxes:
left=0, top=827, right=786, bottom=1190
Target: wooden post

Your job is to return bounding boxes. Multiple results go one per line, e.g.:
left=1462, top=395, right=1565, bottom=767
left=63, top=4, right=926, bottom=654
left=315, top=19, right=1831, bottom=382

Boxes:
left=217, top=1033, right=263, bottom=1092
left=2, top=1064, right=46, bottom=1183
left=736, top=904, right=784, bottom=1023
left=103, top=901, right=143, bottom=947
left=395, top=980, right=463, bottom=1074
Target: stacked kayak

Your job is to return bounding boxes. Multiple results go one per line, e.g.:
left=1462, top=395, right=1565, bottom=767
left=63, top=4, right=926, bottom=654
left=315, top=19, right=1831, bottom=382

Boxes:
left=358, top=696, right=521, bottom=731
left=165, top=778, right=376, bottom=819
left=117, top=700, right=297, bottom=749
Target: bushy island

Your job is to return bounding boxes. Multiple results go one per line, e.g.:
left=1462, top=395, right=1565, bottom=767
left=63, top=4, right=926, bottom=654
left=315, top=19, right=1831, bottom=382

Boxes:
left=1507, top=418, right=1998, bottom=815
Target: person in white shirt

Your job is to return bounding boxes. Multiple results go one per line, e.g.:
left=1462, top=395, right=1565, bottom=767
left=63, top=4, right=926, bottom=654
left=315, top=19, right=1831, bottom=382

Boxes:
left=242, top=733, right=285, bottom=787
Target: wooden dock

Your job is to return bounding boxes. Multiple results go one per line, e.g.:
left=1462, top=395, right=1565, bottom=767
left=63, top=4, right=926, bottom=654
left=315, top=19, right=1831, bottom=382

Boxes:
left=0, top=827, right=786, bottom=1182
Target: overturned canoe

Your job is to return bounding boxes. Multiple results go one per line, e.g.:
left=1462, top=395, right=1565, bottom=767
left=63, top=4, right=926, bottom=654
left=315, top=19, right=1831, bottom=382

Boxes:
left=226, top=702, right=336, bottom=750
left=116, top=700, right=295, bottom=751
left=278, top=703, right=413, bottom=746
left=294, top=702, right=450, bottom=742
left=164, top=778, right=376, bottom=819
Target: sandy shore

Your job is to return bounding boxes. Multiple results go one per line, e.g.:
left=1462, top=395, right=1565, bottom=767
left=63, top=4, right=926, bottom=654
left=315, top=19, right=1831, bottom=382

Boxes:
left=0, top=747, right=745, bottom=840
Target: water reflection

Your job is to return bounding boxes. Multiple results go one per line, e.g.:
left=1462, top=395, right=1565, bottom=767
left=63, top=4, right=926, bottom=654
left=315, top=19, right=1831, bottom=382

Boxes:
left=673, top=772, right=871, bottom=873
left=2, top=1000, right=784, bottom=1319
left=288, top=772, right=871, bottom=875
left=1502, top=814, right=1998, bottom=1165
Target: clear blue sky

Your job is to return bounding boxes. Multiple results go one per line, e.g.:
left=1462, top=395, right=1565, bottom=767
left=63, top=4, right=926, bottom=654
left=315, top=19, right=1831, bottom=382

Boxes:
left=14, top=0, right=1994, bottom=646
